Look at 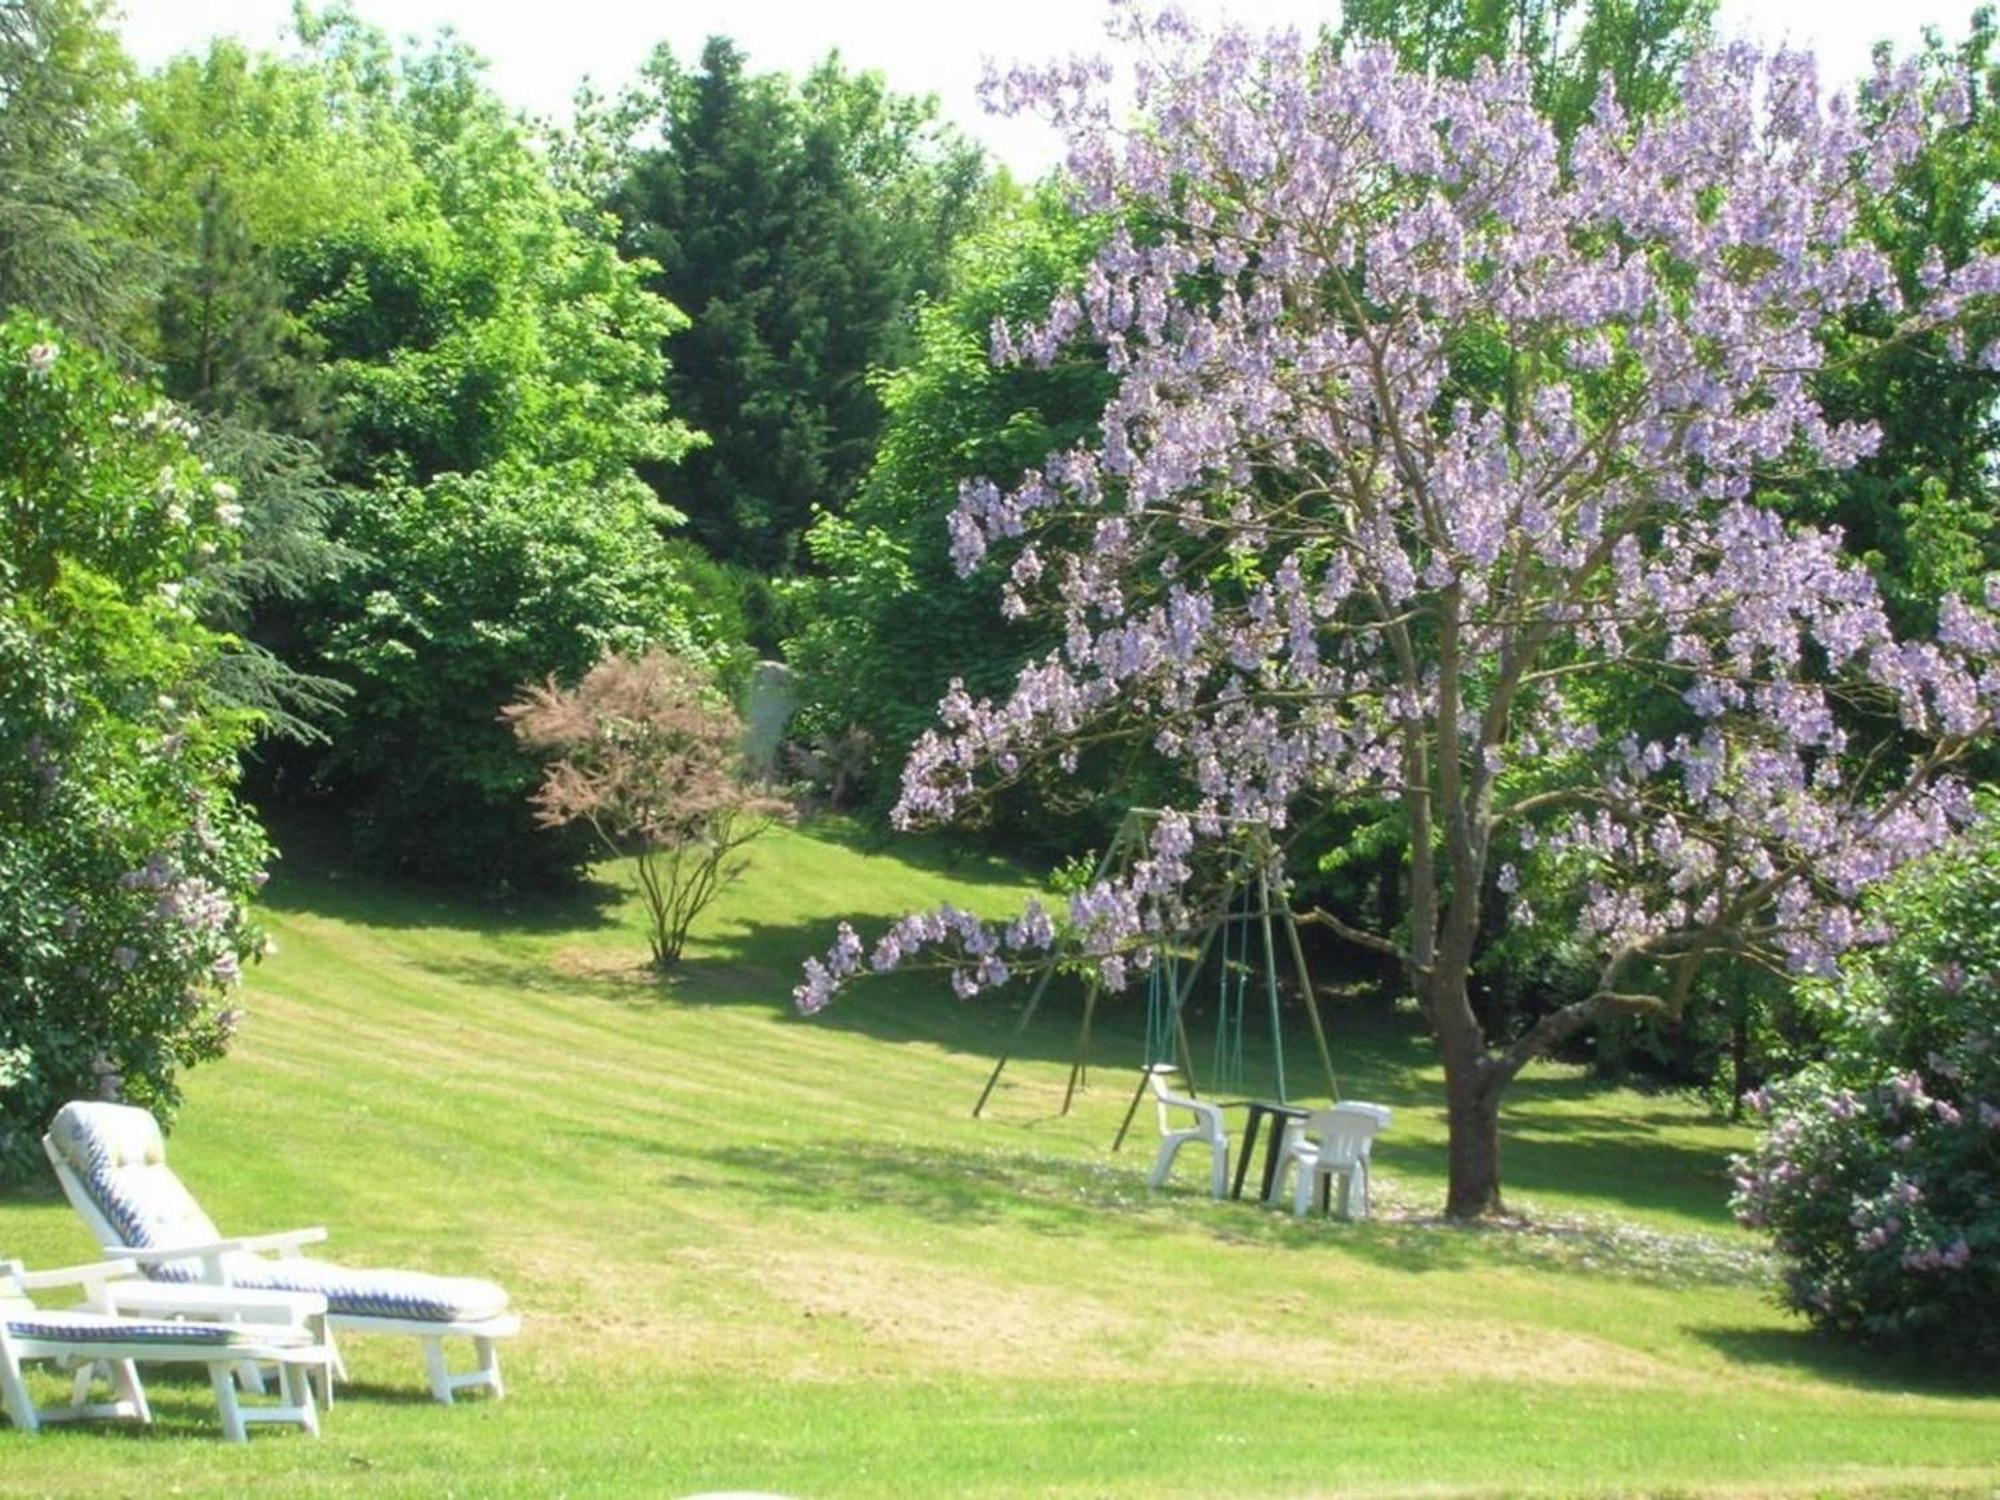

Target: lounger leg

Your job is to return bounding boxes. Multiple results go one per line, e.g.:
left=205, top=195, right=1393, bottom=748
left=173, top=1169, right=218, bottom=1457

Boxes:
left=280, top=1361, right=320, bottom=1437
left=113, top=1359, right=151, bottom=1424
left=312, top=1321, right=339, bottom=1408
left=475, top=1337, right=504, bottom=1400
left=235, top=1357, right=268, bottom=1395
left=67, top=1362, right=96, bottom=1412
left=2, top=1358, right=40, bottom=1433
left=422, top=1336, right=452, bottom=1405
left=209, top=1364, right=248, bottom=1443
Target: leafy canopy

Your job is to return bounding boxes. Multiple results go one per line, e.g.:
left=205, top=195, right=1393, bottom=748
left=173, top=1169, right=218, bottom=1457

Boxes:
left=801, top=9, right=2000, bottom=1217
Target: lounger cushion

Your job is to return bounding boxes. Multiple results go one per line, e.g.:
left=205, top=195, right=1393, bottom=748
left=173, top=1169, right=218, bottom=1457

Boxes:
left=4, top=1309, right=308, bottom=1349
left=47, top=1099, right=510, bottom=1324
left=45, top=1102, right=221, bottom=1260
left=210, top=1258, right=511, bottom=1325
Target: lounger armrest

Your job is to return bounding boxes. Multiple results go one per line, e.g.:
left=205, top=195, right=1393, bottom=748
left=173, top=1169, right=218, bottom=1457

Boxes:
left=110, top=1227, right=328, bottom=1264
left=7, top=1257, right=140, bottom=1291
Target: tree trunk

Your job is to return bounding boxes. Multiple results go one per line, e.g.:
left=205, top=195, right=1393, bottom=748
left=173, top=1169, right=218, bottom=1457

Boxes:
left=1425, top=962, right=1508, bottom=1219
left=1729, top=1005, right=1751, bottom=1121
left=1443, top=1060, right=1504, bottom=1218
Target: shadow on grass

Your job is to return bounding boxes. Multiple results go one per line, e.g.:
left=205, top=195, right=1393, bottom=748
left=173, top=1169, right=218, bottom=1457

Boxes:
left=1687, top=1324, right=2000, bottom=1399
left=331, top=1380, right=476, bottom=1407
left=258, top=864, right=626, bottom=937
left=673, top=1134, right=1756, bottom=1297
left=259, top=826, right=1749, bottom=1241
left=802, top=817, right=1035, bottom=892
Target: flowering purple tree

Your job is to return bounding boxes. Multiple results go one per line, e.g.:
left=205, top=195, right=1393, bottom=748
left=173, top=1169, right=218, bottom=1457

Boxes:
left=799, top=7, right=2000, bottom=1217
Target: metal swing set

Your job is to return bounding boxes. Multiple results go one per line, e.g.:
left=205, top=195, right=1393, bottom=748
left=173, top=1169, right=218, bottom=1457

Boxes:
left=969, top=808, right=1341, bottom=1143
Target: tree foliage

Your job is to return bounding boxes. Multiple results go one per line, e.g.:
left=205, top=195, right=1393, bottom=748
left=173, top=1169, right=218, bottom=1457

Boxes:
left=1335, top=0, right=1715, bottom=136
left=0, top=0, right=142, bottom=345
left=320, top=465, right=733, bottom=884
left=0, top=315, right=267, bottom=1179
left=801, top=12, right=2000, bottom=1218
left=122, top=18, right=720, bottom=884
left=1804, top=12, right=2000, bottom=627
left=786, top=192, right=1109, bottom=819
left=611, top=37, right=991, bottom=573
left=506, top=651, right=790, bottom=968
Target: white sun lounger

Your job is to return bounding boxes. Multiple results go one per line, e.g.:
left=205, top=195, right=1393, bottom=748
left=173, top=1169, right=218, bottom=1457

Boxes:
left=44, top=1101, right=519, bottom=1404
left=1, top=1257, right=323, bottom=1441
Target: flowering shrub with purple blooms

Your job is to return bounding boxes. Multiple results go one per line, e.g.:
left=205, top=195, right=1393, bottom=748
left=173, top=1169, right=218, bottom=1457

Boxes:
left=1731, top=810, right=2000, bottom=1355
left=0, top=316, right=269, bottom=1181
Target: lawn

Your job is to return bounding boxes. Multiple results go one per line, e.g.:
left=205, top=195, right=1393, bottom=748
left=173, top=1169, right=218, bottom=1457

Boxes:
left=1, top=822, right=1994, bottom=1498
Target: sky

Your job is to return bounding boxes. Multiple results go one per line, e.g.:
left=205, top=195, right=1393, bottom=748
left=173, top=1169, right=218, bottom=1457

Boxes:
left=118, top=0, right=1986, bottom=177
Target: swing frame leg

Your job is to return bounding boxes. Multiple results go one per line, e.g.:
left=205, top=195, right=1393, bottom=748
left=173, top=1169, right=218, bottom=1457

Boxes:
left=1111, top=1063, right=1153, bottom=1152
left=1277, top=878, right=1342, bottom=1103
left=1257, top=868, right=1289, bottom=1104
left=1061, top=982, right=1100, bottom=1115
left=973, top=964, right=1062, bottom=1117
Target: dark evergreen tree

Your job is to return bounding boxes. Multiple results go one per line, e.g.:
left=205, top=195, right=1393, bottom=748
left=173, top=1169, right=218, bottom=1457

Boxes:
left=0, top=0, right=145, bottom=342
left=612, top=38, right=989, bottom=573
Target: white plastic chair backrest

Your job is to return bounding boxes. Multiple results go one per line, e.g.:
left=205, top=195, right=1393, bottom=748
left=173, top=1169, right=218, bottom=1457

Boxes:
left=43, top=1101, right=220, bottom=1257
left=1146, top=1065, right=1200, bottom=1134
left=1302, top=1103, right=1390, bottom=1168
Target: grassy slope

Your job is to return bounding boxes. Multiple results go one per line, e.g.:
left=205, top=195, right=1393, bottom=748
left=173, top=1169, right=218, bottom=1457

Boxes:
left=0, top=822, right=1994, bottom=1498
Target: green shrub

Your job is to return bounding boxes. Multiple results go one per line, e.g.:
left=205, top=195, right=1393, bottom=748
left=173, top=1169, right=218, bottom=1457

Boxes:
left=1731, top=810, right=2000, bottom=1356
left=0, top=316, right=269, bottom=1179
left=311, top=465, right=746, bottom=886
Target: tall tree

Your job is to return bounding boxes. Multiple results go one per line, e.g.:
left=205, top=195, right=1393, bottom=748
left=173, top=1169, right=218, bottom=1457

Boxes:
left=1336, top=0, right=1716, bottom=135
left=799, top=13, right=2000, bottom=1218
left=126, top=16, right=719, bottom=883
left=1805, top=13, right=2000, bottom=626
left=612, top=38, right=989, bottom=571
left=787, top=191, right=1108, bottom=817
left=0, top=0, right=143, bottom=342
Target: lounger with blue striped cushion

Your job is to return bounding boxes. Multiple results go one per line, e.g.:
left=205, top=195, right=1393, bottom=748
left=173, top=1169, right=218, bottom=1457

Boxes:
left=0, top=1258, right=322, bottom=1441
left=42, top=1101, right=519, bottom=1404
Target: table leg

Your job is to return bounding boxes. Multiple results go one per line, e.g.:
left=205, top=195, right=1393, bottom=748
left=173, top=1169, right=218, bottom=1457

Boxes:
left=1231, top=1108, right=1264, bottom=1200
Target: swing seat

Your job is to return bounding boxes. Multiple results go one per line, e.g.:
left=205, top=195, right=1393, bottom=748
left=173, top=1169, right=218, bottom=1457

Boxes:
left=1143, top=1065, right=1230, bottom=1199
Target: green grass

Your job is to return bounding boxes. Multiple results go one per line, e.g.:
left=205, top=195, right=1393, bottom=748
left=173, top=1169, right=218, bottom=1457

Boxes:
left=1, top=821, right=1995, bottom=1498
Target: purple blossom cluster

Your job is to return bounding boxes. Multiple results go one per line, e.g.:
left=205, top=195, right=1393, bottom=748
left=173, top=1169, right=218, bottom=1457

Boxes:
left=801, top=12, right=2000, bottom=1040
left=1731, top=932, right=2000, bottom=1351
left=108, top=853, right=250, bottom=992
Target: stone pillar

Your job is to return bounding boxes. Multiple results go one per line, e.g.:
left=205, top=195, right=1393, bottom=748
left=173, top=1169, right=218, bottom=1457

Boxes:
left=741, top=660, right=796, bottom=779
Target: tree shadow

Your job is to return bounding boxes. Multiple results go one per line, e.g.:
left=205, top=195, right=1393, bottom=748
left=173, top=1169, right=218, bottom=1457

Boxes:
left=663, top=1132, right=1755, bottom=1297
left=1687, top=1324, right=2000, bottom=1398
left=801, top=817, right=1037, bottom=892
left=259, top=842, right=1752, bottom=1239
left=257, top=863, right=625, bottom=936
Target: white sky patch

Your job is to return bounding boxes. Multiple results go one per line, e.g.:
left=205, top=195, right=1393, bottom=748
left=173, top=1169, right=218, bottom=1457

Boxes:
left=118, top=0, right=1986, bottom=178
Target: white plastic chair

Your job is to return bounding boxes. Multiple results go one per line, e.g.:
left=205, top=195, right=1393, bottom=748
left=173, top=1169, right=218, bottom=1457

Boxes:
left=0, top=1258, right=324, bottom=1442
left=43, top=1101, right=519, bottom=1405
left=1143, top=1064, right=1230, bottom=1199
left=1269, top=1103, right=1391, bottom=1219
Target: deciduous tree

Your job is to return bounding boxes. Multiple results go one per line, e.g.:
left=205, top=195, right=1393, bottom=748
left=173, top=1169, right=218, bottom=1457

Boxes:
left=799, top=10, right=2000, bottom=1218
left=506, top=651, right=789, bottom=969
